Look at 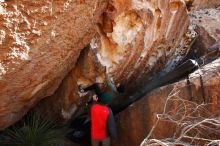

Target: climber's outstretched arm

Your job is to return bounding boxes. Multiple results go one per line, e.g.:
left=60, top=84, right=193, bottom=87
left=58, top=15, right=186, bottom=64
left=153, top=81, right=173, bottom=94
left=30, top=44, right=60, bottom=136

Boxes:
left=105, top=73, right=117, bottom=93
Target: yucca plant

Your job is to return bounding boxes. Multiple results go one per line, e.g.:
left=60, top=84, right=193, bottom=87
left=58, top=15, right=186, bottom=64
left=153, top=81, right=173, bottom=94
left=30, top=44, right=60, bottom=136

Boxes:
left=0, top=112, right=68, bottom=146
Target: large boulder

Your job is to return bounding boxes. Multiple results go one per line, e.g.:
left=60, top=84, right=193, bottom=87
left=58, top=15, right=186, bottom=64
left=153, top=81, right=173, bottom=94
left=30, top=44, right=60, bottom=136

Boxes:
left=91, top=0, right=190, bottom=92
left=113, top=58, right=220, bottom=146
left=0, top=0, right=200, bottom=129
left=190, top=6, right=220, bottom=41
left=0, top=0, right=107, bottom=130
left=43, top=0, right=194, bottom=119
left=38, top=0, right=191, bottom=122
left=182, top=6, right=220, bottom=61
left=37, top=47, right=106, bottom=121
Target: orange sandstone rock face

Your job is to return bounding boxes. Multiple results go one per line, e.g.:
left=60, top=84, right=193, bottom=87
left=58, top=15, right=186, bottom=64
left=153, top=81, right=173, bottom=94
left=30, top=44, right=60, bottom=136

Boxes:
left=0, top=0, right=193, bottom=129
left=37, top=47, right=106, bottom=121
left=36, top=0, right=191, bottom=122
left=0, top=0, right=107, bottom=130
left=0, top=0, right=191, bottom=129
left=91, top=0, right=189, bottom=91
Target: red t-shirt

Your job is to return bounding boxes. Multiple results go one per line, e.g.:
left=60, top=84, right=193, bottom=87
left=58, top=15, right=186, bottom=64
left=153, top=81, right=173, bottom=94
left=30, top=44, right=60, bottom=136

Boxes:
left=91, top=103, right=109, bottom=139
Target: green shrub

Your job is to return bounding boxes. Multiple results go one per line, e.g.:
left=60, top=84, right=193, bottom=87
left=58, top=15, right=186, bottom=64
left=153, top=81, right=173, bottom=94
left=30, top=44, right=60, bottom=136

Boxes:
left=0, top=112, right=68, bottom=146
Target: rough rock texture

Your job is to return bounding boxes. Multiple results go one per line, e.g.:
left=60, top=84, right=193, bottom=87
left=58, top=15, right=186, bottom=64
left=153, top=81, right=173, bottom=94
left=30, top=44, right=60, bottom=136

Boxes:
left=91, top=0, right=189, bottom=92
left=190, top=7, right=220, bottom=41
left=112, top=58, right=220, bottom=146
left=0, top=0, right=107, bottom=130
left=185, top=0, right=220, bottom=10
left=182, top=7, right=220, bottom=61
left=37, top=0, right=191, bottom=123
left=37, top=47, right=106, bottom=121
left=1, top=0, right=216, bottom=131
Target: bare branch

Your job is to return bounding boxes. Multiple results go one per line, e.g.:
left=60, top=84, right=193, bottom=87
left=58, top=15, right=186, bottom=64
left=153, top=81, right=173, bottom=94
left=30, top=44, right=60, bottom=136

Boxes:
left=141, top=87, right=220, bottom=146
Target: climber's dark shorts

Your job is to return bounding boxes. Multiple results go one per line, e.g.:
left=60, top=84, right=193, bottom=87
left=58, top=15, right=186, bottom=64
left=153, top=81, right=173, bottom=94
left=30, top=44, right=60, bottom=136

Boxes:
left=92, top=137, right=110, bottom=146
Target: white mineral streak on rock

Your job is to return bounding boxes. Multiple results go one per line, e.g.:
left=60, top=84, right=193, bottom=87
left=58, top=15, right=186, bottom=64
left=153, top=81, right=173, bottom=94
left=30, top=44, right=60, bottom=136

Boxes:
left=0, top=4, right=6, bottom=14
left=90, top=38, right=98, bottom=50
left=31, top=81, right=50, bottom=96
left=8, top=31, right=31, bottom=60
left=64, top=0, right=72, bottom=11
left=112, top=13, right=142, bottom=47
left=0, top=30, right=6, bottom=44
left=51, top=30, right=56, bottom=38
left=32, top=29, right=42, bottom=36
left=96, top=53, right=111, bottom=68
left=130, top=0, right=155, bottom=60
left=98, top=11, right=143, bottom=73
left=41, top=5, right=50, bottom=13
left=8, top=47, right=29, bottom=60
left=0, top=62, right=6, bottom=77
left=131, top=0, right=155, bottom=13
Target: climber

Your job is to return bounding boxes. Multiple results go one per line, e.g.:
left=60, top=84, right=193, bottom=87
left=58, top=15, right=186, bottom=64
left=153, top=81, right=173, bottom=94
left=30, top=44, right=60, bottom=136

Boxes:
left=79, top=71, right=125, bottom=104
left=90, top=94, right=117, bottom=146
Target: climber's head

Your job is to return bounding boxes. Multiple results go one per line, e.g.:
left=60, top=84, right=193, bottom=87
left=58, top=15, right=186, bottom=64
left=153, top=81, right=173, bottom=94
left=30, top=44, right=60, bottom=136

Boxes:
left=99, top=92, right=112, bottom=104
